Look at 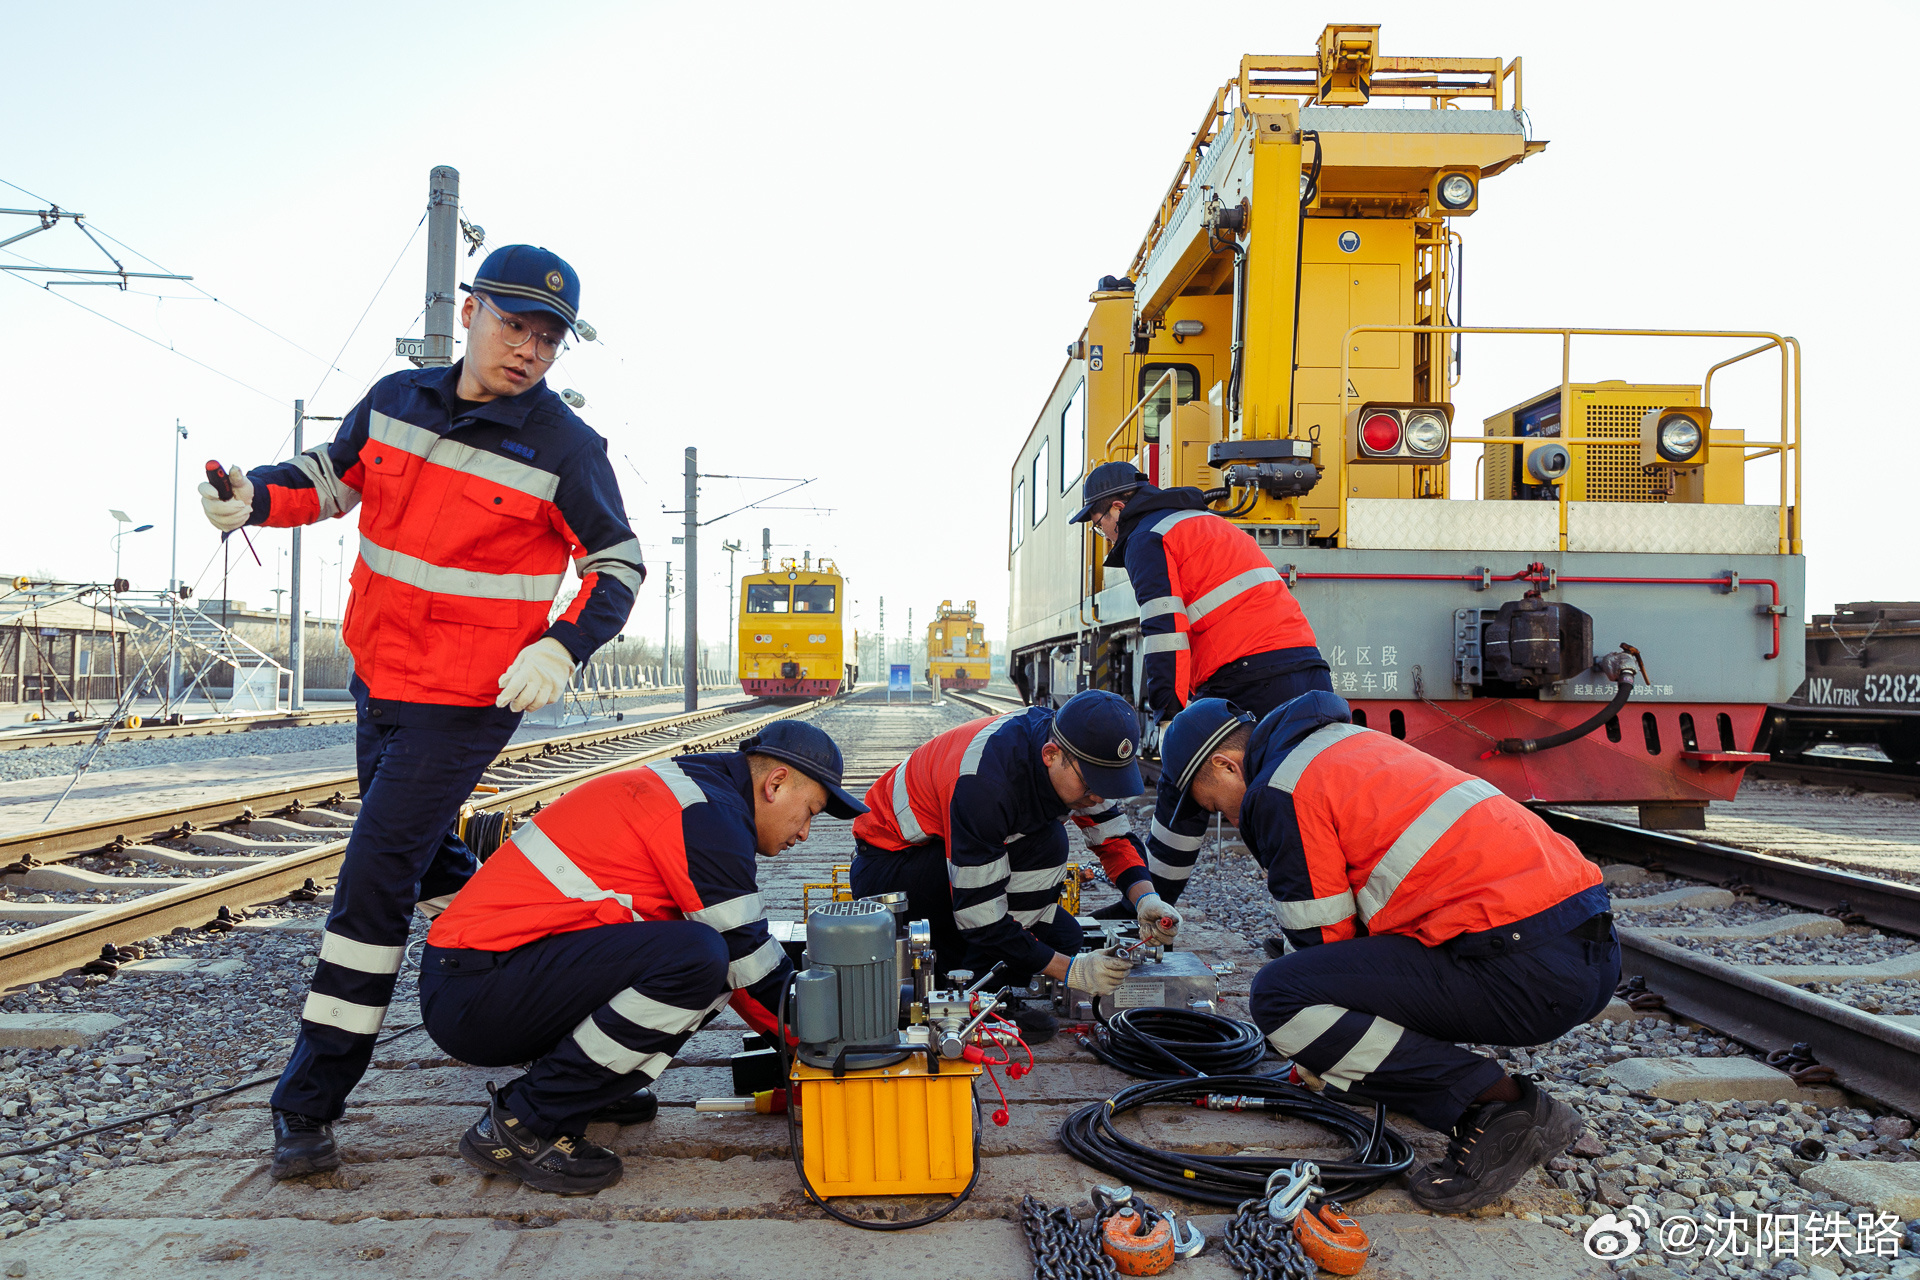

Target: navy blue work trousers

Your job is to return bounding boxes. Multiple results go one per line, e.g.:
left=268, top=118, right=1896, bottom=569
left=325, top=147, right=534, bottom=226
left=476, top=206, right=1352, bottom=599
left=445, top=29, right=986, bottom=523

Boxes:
left=1249, top=918, right=1620, bottom=1132
left=420, top=921, right=731, bottom=1138
left=271, top=710, right=516, bottom=1121
left=850, top=838, right=1083, bottom=988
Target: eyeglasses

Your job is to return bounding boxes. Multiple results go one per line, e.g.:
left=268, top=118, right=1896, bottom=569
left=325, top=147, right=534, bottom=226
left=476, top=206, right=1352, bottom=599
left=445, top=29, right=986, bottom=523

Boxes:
left=474, top=293, right=568, bottom=363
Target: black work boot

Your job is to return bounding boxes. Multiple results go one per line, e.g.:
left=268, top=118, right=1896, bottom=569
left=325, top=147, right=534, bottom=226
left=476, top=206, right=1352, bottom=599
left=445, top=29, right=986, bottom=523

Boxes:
left=1012, top=1004, right=1060, bottom=1043
left=459, top=1083, right=623, bottom=1195
left=590, top=1087, right=659, bottom=1126
left=1408, top=1075, right=1580, bottom=1213
left=270, top=1109, right=340, bottom=1179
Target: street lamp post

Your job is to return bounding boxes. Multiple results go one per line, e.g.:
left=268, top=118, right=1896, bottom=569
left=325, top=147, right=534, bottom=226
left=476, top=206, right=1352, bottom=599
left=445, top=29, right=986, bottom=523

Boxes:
left=166, top=420, right=188, bottom=718
left=108, top=510, right=153, bottom=705
left=721, top=540, right=743, bottom=678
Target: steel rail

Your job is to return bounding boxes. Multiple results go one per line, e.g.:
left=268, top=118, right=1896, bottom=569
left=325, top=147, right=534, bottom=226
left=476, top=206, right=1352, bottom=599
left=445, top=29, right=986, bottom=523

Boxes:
left=1543, top=809, right=1920, bottom=938
left=1749, top=756, right=1920, bottom=797
left=0, top=699, right=830, bottom=987
left=1617, top=930, right=1920, bottom=1117
left=0, top=706, right=361, bottom=751
left=0, top=701, right=767, bottom=865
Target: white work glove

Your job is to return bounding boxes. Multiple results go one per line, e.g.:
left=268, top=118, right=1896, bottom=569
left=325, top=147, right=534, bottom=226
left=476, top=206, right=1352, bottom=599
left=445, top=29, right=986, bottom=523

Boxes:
left=196, top=464, right=254, bottom=533
left=496, top=637, right=576, bottom=712
left=1136, top=892, right=1181, bottom=945
left=1066, top=946, right=1136, bottom=996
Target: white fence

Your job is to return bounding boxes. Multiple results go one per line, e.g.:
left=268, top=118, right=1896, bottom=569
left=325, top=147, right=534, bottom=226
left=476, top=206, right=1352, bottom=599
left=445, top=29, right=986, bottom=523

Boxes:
left=569, top=664, right=732, bottom=693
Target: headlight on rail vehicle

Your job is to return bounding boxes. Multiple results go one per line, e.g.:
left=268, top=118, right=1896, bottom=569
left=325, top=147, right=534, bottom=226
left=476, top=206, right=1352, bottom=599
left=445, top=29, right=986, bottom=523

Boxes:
left=1348, top=402, right=1453, bottom=464
left=1430, top=168, right=1479, bottom=215
left=1638, top=406, right=1712, bottom=467
left=1404, top=412, right=1448, bottom=455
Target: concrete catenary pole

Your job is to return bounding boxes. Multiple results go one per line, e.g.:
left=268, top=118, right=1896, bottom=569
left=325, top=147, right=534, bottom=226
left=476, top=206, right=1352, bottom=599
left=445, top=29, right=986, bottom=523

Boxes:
left=761, top=527, right=770, bottom=573
left=684, top=448, right=698, bottom=710
left=289, top=402, right=305, bottom=709
left=423, top=167, right=460, bottom=367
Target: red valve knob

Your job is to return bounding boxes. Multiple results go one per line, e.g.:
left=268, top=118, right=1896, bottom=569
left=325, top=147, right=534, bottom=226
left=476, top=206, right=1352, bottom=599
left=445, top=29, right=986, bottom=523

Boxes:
left=992, top=1108, right=1010, bottom=1127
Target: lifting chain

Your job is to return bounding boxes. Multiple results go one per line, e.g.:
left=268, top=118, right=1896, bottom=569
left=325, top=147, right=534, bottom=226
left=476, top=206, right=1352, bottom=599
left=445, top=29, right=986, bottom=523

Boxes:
left=1019, top=1194, right=1117, bottom=1280
left=1222, top=1197, right=1315, bottom=1280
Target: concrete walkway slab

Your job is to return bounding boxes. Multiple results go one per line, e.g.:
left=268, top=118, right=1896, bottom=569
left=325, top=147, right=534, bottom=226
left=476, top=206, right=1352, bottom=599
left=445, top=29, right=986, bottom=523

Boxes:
left=0, top=1011, right=126, bottom=1048
left=1798, top=1160, right=1920, bottom=1218
left=1628, top=913, right=1846, bottom=941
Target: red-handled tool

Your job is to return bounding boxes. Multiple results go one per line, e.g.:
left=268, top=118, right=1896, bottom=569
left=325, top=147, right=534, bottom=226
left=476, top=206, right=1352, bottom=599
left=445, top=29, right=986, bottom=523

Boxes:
left=205, top=460, right=263, bottom=565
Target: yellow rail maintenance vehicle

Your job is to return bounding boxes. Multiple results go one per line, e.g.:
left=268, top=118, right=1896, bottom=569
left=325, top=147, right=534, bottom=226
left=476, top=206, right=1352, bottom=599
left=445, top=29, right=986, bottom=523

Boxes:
left=739, top=553, right=852, bottom=700
left=925, top=599, right=990, bottom=692
left=1006, top=23, right=1804, bottom=827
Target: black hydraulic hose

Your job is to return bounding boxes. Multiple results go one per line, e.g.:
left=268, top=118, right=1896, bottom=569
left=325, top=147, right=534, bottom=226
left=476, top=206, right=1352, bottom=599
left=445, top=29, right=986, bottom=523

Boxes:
left=1081, top=1007, right=1273, bottom=1080
left=1487, top=667, right=1636, bottom=756
left=1058, top=1073, right=1415, bottom=1207
left=776, top=979, right=979, bottom=1231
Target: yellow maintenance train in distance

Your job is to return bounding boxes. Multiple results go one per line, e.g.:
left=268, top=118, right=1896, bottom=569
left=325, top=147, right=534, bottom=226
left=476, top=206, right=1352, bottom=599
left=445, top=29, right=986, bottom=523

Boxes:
left=739, top=555, right=851, bottom=699
left=925, top=600, right=990, bottom=692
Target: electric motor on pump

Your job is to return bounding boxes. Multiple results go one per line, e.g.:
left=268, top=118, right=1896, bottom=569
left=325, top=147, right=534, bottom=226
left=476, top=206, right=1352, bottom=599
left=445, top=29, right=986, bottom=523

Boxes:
left=196, top=245, right=646, bottom=1182
left=415, top=722, right=864, bottom=1195
left=848, top=690, right=1162, bottom=1043
left=1070, top=462, right=1331, bottom=911
left=1158, top=693, right=1620, bottom=1213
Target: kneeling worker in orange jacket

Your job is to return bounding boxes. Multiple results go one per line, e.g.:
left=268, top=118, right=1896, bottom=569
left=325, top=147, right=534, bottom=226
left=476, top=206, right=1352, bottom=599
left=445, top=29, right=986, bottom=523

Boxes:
left=1160, top=692, right=1619, bottom=1213
left=419, top=721, right=866, bottom=1195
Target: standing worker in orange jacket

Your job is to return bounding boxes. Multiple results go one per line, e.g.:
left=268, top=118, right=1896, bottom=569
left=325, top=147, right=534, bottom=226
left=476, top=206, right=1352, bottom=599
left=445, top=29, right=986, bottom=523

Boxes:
left=1159, top=692, right=1617, bottom=1212
left=1068, top=462, right=1331, bottom=908
left=197, top=246, right=644, bottom=1180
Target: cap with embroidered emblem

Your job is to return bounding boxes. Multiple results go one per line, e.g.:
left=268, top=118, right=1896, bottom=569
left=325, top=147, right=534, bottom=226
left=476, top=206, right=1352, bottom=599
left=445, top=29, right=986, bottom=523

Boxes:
left=1050, top=689, right=1145, bottom=798
left=461, top=244, right=581, bottom=330
left=739, top=721, right=868, bottom=819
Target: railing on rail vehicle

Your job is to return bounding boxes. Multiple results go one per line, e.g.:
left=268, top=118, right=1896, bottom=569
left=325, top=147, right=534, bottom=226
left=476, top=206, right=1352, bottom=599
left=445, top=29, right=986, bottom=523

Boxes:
left=1333, top=325, right=1803, bottom=556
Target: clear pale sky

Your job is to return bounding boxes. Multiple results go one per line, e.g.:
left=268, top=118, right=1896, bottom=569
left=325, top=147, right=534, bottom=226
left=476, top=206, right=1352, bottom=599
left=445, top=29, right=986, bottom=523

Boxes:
left=4, top=1, right=1913, bottom=656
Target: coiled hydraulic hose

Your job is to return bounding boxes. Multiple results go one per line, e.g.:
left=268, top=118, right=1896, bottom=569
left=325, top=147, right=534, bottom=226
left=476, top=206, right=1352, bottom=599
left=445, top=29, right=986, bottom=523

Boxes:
left=1484, top=652, right=1637, bottom=757
left=1081, top=1007, right=1273, bottom=1080
left=1057, top=1074, right=1415, bottom=1207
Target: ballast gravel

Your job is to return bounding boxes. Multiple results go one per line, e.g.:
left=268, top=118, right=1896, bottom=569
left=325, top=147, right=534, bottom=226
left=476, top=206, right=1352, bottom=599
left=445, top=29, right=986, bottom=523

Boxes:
left=0, top=901, right=428, bottom=1237
left=0, top=722, right=357, bottom=785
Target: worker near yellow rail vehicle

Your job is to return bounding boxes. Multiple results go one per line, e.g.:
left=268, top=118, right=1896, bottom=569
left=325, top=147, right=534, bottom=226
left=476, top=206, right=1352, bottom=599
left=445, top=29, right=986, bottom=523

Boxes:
left=1071, top=462, right=1331, bottom=914
left=1161, top=693, right=1616, bottom=1212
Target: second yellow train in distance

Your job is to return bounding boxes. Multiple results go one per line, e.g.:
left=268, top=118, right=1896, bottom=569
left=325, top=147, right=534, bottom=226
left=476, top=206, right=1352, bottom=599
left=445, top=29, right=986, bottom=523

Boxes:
left=924, top=599, right=990, bottom=691
left=738, top=554, right=851, bottom=699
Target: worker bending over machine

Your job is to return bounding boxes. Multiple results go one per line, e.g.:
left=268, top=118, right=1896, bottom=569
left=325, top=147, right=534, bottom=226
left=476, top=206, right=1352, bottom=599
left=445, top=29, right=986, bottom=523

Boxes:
left=1159, top=692, right=1619, bottom=1212
left=419, top=721, right=865, bottom=1194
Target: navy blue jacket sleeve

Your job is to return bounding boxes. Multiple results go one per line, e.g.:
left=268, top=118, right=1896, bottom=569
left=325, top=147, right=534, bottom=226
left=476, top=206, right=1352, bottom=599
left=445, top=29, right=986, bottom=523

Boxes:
left=245, top=394, right=373, bottom=528
left=946, top=747, right=1058, bottom=976
left=546, top=435, right=644, bottom=662
left=676, top=790, right=792, bottom=1039
left=1144, top=772, right=1212, bottom=904
left=1240, top=778, right=1357, bottom=950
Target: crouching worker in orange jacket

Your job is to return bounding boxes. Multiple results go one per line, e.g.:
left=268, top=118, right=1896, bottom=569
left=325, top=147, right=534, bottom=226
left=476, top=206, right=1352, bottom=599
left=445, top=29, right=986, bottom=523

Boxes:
left=419, top=722, right=866, bottom=1195
left=1160, top=692, right=1619, bottom=1213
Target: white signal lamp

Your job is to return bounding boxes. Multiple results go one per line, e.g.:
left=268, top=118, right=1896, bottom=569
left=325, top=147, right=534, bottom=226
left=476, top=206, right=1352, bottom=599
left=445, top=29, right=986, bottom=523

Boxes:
left=1639, top=406, right=1711, bottom=467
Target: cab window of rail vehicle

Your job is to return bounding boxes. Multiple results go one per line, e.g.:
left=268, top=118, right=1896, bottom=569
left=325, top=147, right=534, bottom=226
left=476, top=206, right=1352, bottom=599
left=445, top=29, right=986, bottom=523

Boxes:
left=793, top=585, right=835, bottom=614
left=747, top=584, right=789, bottom=613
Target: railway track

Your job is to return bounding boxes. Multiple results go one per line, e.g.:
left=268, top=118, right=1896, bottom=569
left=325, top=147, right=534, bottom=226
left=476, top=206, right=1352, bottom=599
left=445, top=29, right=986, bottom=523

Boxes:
left=1546, top=808, right=1920, bottom=1116
left=0, top=705, right=360, bottom=750
left=0, top=697, right=832, bottom=988
left=1749, top=753, right=1920, bottom=797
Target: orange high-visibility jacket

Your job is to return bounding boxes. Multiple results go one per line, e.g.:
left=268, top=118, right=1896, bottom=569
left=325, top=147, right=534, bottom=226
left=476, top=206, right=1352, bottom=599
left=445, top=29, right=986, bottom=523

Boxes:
left=246, top=364, right=644, bottom=709
left=1240, top=692, right=1606, bottom=951
left=428, top=753, right=790, bottom=1038
left=1110, top=488, right=1318, bottom=716
left=852, top=709, right=1150, bottom=972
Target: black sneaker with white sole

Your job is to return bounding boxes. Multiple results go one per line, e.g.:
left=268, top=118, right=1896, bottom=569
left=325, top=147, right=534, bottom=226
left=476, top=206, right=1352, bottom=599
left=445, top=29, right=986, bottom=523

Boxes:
left=1407, top=1075, right=1580, bottom=1213
left=459, top=1083, right=623, bottom=1195
left=270, top=1109, right=340, bottom=1180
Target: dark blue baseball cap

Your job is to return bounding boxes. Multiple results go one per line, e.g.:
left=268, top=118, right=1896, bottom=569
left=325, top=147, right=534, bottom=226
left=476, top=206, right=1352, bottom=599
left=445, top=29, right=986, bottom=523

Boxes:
left=1050, top=689, right=1145, bottom=799
left=1069, top=462, right=1151, bottom=523
left=740, top=722, right=868, bottom=820
left=461, top=244, right=581, bottom=331
left=1162, top=698, right=1257, bottom=820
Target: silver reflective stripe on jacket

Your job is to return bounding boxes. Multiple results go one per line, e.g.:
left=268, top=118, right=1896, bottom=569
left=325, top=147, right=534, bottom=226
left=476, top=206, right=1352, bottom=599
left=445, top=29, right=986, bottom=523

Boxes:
left=1149, top=511, right=1207, bottom=537
left=1266, top=723, right=1370, bottom=794
left=289, top=448, right=362, bottom=520
left=1354, top=778, right=1504, bottom=920
left=686, top=892, right=763, bottom=933
left=512, top=820, right=641, bottom=919
left=579, top=537, right=646, bottom=594
left=1138, top=595, right=1187, bottom=621
left=1274, top=889, right=1359, bottom=932
left=1142, top=632, right=1189, bottom=654
left=358, top=537, right=566, bottom=603
left=949, top=854, right=1010, bottom=889
left=1150, top=816, right=1204, bottom=852
left=891, top=761, right=928, bottom=843
left=651, top=761, right=709, bottom=810
left=1186, top=566, right=1281, bottom=623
